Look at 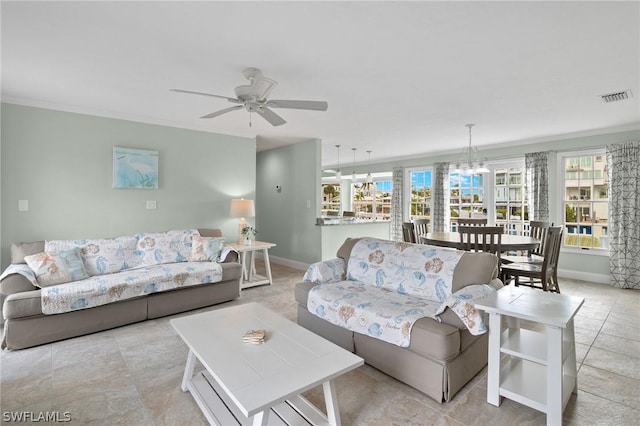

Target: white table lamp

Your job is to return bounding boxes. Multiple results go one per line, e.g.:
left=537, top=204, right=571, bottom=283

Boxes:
left=230, top=198, right=255, bottom=243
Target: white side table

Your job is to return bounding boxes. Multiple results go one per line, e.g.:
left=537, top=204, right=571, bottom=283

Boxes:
left=475, top=286, right=584, bottom=426
left=227, top=241, right=276, bottom=289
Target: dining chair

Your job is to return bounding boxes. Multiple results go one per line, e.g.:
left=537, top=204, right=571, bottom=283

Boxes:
left=458, top=225, right=504, bottom=262
left=402, top=222, right=416, bottom=243
left=501, top=226, right=563, bottom=293
left=502, top=220, right=552, bottom=264
left=411, top=218, right=430, bottom=242
left=457, top=218, right=488, bottom=226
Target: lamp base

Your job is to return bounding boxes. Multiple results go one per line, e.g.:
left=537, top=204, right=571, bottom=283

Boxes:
left=237, top=218, right=247, bottom=244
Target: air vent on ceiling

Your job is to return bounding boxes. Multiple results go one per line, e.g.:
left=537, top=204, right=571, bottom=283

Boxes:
left=600, top=90, right=632, bottom=103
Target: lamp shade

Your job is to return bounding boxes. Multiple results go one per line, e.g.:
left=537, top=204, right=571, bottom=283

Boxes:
left=230, top=199, right=255, bottom=218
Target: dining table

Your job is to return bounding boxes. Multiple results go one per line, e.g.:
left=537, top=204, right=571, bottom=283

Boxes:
left=420, top=232, right=540, bottom=252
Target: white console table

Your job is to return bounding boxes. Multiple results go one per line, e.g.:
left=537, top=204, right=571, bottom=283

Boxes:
left=475, top=286, right=584, bottom=426
left=227, top=241, right=276, bottom=290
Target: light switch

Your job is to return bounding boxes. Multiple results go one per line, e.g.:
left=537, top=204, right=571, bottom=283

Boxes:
left=18, top=200, right=29, bottom=212
left=146, top=200, right=157, bottom=210
left=306, top=200, right=311, bottom=209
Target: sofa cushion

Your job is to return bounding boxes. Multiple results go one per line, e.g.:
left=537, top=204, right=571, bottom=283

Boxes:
left=11, top=241, right=45, bottom=264
left=24, top=249, right=90, bottom=287
left=45, top=236, right=139, bottom=276
left=135, top=229, right=198, bottom=266
left=347, top=238, right=464, bottom=302
left=190, top=236, right=225, bottom=262
left=3, top=289, right=42, bottom=319
left=408, top=317, right=461, bottom=361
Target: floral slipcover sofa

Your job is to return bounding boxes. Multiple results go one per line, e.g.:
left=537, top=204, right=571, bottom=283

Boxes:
left=295, top=237, right=502, bottom=402
left=0, top=229, right=241, bottom=350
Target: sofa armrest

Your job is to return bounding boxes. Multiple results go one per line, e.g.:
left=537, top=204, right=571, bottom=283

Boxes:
left=0, top=269, right=38, bottom=297
left=303, top=258, right=346, bottom=284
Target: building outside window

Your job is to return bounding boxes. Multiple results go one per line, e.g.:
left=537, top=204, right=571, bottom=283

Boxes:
left=561, top=151, right=609, bottom=250
left=409, top=170, right=432, bottom=220
left=352, top=180, right=393, bottom=220
left=494, top=163, right=529, bottom=235
left=449, top=172, right=485, bottom=231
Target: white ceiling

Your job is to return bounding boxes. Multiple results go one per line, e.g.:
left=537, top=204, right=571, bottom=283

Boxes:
left=2, top=1, right=639, bottom=168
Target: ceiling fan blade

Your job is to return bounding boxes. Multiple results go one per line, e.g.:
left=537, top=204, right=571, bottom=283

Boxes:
left=267, top=100, right=328, bottom=111
left=200, top=105, right=243, bottom=119
left=170, top=89, right=241, bottom=104
left=256, top=107, right=287, bottom=126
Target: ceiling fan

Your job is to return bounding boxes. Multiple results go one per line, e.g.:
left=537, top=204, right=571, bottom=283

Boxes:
left=170, top=67, right=328, bottom=127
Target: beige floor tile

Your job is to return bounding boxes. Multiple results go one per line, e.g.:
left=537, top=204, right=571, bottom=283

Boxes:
left=600, top=320, right=640, bottom=342
left=578, top=364, right=640, bottom=410
left=563, top=390, right=640, bottom=426
left=592, top=332, right=640, bottom=359
left=583, top=346, right=640, bottom=380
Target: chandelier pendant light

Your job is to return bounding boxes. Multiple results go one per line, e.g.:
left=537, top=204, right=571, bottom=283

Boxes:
left=366, top=150, right=373, bottom=183
left=454, top=124, right=489, bottom=174
left=335, top=144, right=342, bottom=179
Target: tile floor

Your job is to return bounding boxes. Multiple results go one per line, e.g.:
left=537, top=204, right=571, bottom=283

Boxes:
left=1, top=263, right=638, bottom=425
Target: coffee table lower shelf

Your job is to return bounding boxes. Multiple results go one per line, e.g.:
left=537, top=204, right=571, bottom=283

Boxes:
left=188, top=370, right=330, bottom=426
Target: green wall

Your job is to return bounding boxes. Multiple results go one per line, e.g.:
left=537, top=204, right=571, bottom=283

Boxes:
left=256, top=138, right=321, bottom=266
left=0, top=103, right=256, bottom=268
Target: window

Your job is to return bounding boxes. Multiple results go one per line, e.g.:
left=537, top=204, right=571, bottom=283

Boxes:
left=561, top=151, right=609, bottom=250
left=321, top=183, right=341, bottom=215
left=449, top=172, right=485, bottom=230
left=352, top=180, right=392, bottom=220
left=409, top=170, right=432, bottom=220
left=494, top=164, right=528, bottom=235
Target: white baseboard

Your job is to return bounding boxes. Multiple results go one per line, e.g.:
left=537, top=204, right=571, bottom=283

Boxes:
left=254, top=253, right=309, bottom=271
left=557, top=269, right=609, bottom=285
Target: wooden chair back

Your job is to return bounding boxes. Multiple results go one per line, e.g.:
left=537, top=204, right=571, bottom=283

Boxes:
left=402, top=222, right=416, bottom=243
left=529, top=220, right=552, bottom=256
left=411, top=219, right=430, bottom=241
left=457, top=218, right=488, bottom=226
left=458, top=225, right=504, bottom=259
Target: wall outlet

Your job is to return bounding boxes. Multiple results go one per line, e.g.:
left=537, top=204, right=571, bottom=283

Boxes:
left=146, top=200, right=157, bottom=210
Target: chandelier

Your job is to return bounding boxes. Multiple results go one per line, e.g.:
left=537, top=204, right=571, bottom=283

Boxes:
left=454, top=124, right=489, bottom=174
left=335, top=144, right=341, bottom=179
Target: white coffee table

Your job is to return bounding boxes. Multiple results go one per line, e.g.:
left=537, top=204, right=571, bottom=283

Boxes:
left=170, top=302, right=364, bottom=426
left=475, top=286, right=584, bottom=426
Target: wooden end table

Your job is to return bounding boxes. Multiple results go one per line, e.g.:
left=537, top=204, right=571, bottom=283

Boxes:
left=227, top=241, right=276, bottom=289
left=475, top=286, right=584, bottom=426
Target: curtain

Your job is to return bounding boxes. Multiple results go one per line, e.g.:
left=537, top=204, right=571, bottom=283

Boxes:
left=525, top=151, right=550, bottom=222
left=433, top=162, right=450, bottom=232
left=390, top=167, right=404, bottom=241
left=607, top=141, right=640, bottom=289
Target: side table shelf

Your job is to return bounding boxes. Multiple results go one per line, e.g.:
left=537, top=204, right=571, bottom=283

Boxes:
left=476, top=287, right=584, bottom=426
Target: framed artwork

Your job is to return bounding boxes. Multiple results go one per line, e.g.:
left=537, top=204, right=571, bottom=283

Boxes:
left=113, top=147, right=159, bottom=189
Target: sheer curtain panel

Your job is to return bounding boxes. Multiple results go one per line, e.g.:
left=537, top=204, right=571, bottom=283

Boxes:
left=390, top=167, right=404, bottom=241
left=433, top=162, right=450, bottom=232
left=525, top=151, right=550, bottom=222
left=607, top=141, right=640, bottom=288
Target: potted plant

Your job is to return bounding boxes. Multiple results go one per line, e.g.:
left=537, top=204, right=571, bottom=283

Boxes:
left=241, top=226, right=257, bottom=245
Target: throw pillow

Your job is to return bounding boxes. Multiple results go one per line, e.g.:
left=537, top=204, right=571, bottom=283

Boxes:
left=24, top=248, right=90, bottom=287
left=190, top=236, right=225, bottom=262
